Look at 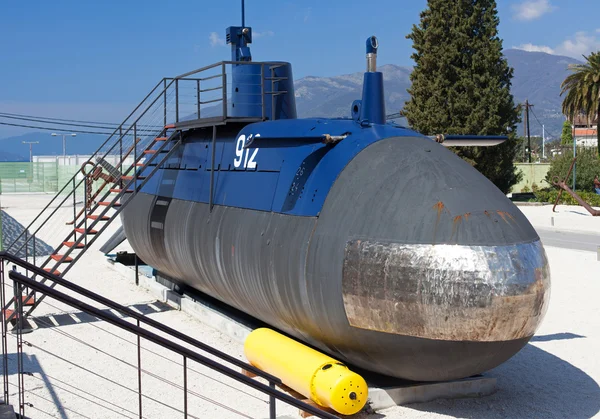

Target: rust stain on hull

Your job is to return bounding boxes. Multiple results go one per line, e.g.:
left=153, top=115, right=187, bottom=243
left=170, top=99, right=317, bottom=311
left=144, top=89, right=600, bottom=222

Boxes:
left=432, top=201, right=448, bottom=244
left=497, top=210, right=515, bottom=224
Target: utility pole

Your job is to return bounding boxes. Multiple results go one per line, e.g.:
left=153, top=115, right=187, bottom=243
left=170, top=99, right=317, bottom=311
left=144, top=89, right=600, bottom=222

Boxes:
left=542, top=124, right=545, bottom=160
left=524, top=99, right=534, bottom=163
left=22, top=141, right=39, bottom=163
left=51, top=132, right=76, bottom=158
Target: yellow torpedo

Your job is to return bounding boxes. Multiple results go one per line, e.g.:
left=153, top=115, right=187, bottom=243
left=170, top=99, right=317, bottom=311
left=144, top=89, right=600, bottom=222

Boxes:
left=244, top=328, right=368, bottom=415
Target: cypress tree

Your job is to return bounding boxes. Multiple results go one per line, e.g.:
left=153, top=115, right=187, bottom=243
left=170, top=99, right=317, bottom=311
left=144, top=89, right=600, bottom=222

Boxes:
left=403, top=0, right=522, bottom=193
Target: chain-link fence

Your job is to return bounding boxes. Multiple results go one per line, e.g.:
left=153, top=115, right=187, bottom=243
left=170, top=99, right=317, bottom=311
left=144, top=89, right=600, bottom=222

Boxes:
left=0, top=162, right=96, bottom=195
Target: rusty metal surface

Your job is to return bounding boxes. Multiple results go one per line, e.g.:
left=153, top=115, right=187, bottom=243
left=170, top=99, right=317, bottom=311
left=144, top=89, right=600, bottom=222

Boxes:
left=552, top=157, right=576, bottom=213
left=341, top=239, right=550, bottom=341
left=552, top=163, right=600, bottom=216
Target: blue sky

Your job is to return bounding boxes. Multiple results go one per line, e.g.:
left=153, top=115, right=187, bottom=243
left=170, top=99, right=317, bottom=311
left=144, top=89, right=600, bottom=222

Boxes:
left=1, top=0, right=599, bottom=138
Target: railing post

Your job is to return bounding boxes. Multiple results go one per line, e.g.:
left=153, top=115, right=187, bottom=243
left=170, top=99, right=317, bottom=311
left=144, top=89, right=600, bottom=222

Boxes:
left=134, top=124, right=138, bottom=193
left=24, top=230, right=28, bottom=269
left=72, top=177, right=77, bottom=231
left=222, top=63, right=227, bottom=119
left=261, top=64, right=266, bottom=120
left=269, top=381, right=276, bottom=418
left=209, top=125, right=217, bottom=212
left=14, top=277, right=25, bottom=417
left=32, top=233, right=36, bottom=267
left=175, top=79, right=179, bottom=123
left=183, top=356, right=188, bottom=419
left=0, top=259, right=8, bottom=405
left=120, top=126, right=123, bottom=178
left=84, top=179, right=88, bottom=248
left=271, top=66, right=276, bottom=121
left=163, top=79, right=168, bottom=127
left=196, top=79, right=201, bottom=119
left=137, top=318, right=142, bottom=419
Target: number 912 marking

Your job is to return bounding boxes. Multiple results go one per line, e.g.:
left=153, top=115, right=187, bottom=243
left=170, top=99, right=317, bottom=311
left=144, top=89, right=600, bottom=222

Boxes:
left=234, top=134, right=259, bottom=169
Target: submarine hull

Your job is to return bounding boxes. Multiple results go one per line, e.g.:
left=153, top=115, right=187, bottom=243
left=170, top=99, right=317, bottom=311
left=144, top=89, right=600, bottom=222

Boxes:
left=121, top=136, right=550, bottom=382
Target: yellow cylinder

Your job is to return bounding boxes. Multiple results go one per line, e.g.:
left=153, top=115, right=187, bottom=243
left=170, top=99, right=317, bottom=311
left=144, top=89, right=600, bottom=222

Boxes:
left=244, top=328, right=368, bottom=415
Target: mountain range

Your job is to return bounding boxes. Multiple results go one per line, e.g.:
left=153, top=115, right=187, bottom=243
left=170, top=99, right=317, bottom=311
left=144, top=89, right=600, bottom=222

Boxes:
left=294, top=49, right=582, bottom=140
left=0, top=49, right=582, bottom=161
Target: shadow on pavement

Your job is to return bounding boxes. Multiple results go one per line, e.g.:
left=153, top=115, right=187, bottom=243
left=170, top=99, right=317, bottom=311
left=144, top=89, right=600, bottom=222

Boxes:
left=404, top=343, right=600, bottom=418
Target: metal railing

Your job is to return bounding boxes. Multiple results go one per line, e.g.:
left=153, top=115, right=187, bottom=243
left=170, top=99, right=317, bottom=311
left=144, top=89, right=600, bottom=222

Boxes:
left=0, top=252, right=339, bottom=419
left=5, top=60, right=288, bottom=258
left=1, top=60, right=290, bottom=327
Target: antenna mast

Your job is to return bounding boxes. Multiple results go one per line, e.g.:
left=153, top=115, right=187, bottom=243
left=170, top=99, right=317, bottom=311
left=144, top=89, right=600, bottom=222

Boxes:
left=242, top=0, right=245, bottom=27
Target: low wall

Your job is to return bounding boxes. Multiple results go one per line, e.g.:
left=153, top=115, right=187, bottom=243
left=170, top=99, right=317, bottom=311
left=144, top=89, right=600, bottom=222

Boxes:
left=511, top=163, right=551, bottom=193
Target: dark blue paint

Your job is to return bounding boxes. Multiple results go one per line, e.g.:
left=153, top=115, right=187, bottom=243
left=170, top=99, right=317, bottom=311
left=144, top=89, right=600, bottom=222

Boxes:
left=139, top=119, right=420, bottom=216
left=137, top=33, right=429, bottom=216
left=359, top=72, right=385, bottom=125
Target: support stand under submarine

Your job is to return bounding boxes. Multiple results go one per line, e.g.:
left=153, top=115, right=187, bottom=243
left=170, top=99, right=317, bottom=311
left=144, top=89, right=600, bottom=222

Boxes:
left=112, top=3, right=550, bottom=415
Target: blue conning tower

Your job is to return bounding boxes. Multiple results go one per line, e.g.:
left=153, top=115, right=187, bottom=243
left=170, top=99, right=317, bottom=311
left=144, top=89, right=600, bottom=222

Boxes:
left=226, top=21, right=297, bottom=120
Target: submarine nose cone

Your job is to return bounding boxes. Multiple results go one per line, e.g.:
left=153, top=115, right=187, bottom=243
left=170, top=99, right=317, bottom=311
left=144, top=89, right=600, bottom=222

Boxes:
left=308, top=135, right=550, bottom=381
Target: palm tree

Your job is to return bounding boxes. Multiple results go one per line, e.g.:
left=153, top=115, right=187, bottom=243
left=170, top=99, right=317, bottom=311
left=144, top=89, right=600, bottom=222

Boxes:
left=560, top=51, right=600, bottom=156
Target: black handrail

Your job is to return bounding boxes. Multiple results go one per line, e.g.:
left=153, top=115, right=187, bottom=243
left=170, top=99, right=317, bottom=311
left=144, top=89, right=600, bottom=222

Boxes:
left=0, top=251, right=274, bottom=382
left=3, top=259, right=340, bottom=419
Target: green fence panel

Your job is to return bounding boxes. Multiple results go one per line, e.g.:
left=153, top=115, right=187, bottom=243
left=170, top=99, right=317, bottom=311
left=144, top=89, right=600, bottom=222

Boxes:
left=0, top=162, right=106, bottom=197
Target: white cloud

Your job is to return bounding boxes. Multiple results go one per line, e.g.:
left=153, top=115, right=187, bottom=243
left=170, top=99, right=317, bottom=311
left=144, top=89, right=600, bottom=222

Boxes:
left=209, top=32, right=225, bottom=47
left=514, top=43, right=555, bottom=54
left=513, top=30, right=600, bottom=59
left=596, top=28, right=600, bottom=33
left=512, top=0, right=556, bottom=21
left=253, top=30, right=274, bottom=39
left=555, top=31, right=600, bottom=58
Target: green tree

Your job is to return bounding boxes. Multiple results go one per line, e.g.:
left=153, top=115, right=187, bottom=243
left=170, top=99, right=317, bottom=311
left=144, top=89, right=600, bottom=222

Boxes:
left=546, top=147, right=600, bottom=192
left=560, top=120, right=573, bottom=145
left=560, top=51, right=600, bottom=156
left=403, top=0, right=522, bottom=193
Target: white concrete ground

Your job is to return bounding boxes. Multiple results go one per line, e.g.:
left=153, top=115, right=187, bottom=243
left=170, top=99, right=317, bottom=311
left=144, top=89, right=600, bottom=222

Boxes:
left=0, top=194, right=599, bottom=419
left=519, top=203, right=600, bottom=234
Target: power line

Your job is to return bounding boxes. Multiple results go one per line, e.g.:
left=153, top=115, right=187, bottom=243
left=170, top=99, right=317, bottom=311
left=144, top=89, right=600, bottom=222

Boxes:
left=0, top=121, right=114, bottom=135
left=0, top=111, right=121, bottom=126
left=0, top=113, right=121, bottom=130
left=529, top=107, right=560, bottom=140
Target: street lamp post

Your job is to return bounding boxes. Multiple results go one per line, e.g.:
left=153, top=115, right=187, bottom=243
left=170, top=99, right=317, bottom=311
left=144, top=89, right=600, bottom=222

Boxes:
left=51, top=132, right=76, bottom=158
left=22, top=141, right=39, bottom=163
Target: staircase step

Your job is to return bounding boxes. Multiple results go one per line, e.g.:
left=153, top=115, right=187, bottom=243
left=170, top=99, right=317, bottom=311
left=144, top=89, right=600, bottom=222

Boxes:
left=74, top=228, right=98, bottom=235
left=20, top=295, right=36, bottom=306
left=63, top=241, right=85, bottom=249
left=51, top=254, right=74, bottom=263
left=4, top=309, right=18, bottom=322
left=155, top=137, right=168, bottom=142
left=164, top=124, right=175, bottom=129
left=99, top=201, right=122, bottom=207
left=110, top=188, right=133, bottom=193
left=135, top=163, right=145, bottom=167
left=121, top=175, right=146, bottom=181
left=87, top=215, right=110, bottom=221
left=143, top=150, right=157, bottom=155
left=43, top=268, right=62, bottom=276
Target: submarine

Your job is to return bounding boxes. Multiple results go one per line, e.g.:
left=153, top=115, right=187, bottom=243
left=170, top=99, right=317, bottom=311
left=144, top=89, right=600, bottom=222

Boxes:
left=119, top=12, right=551, bottom=382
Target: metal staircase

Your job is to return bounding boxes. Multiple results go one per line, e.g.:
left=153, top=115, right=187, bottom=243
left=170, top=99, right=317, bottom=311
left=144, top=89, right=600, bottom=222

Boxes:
left=2, top=61, right=290, bottom=325
left=3, top=127, right=182, bottom=323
